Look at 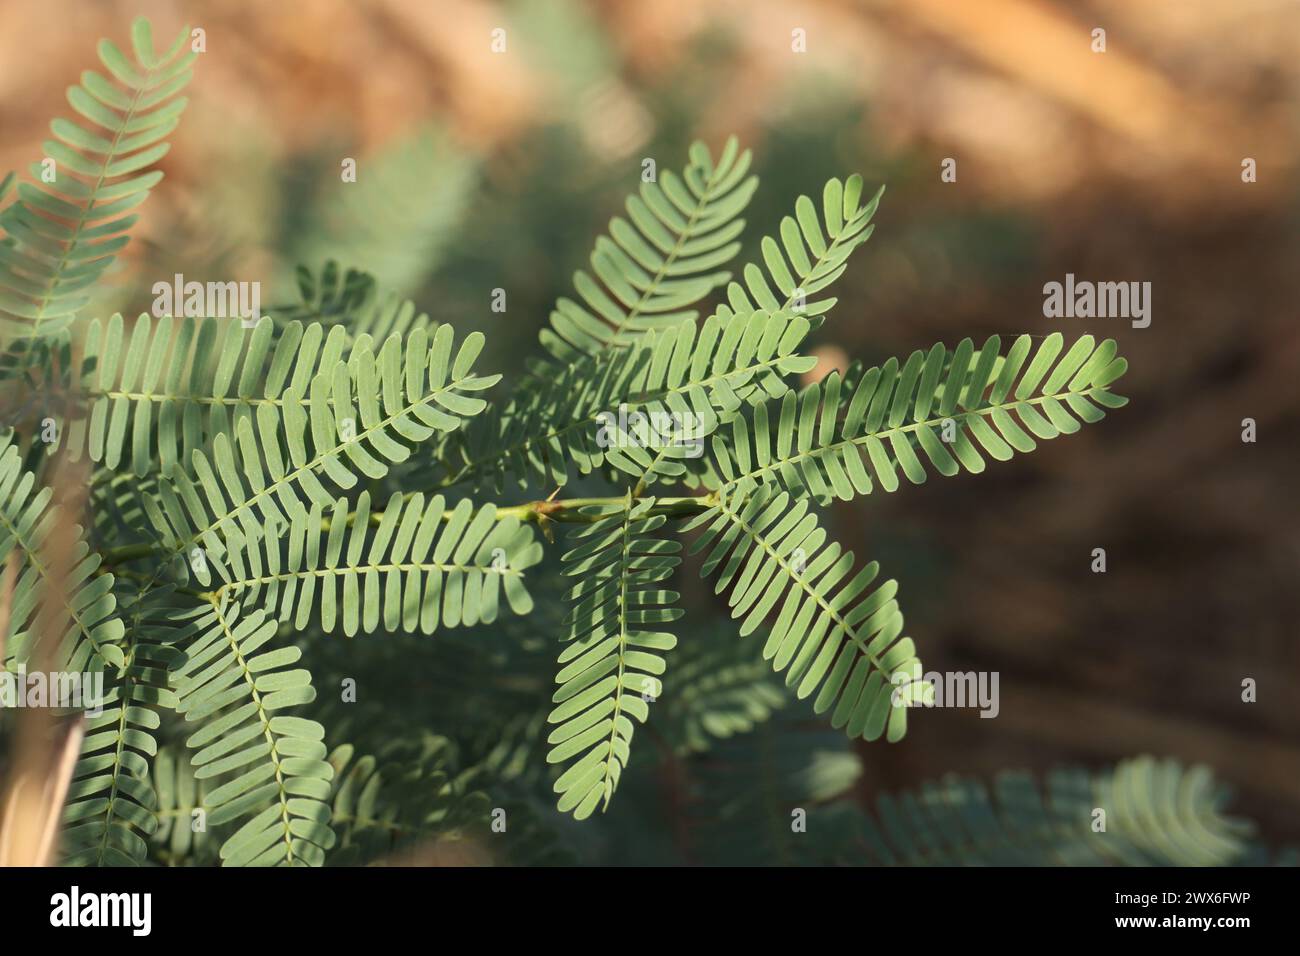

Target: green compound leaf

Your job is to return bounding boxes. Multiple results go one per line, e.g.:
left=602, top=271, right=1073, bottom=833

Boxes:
left=541, top=137, right=756, bottom=361
left=546, top=496, right=683, bottom=819
left=709, top=333, right=1128, bottom=502
left=0, top=17, right=195, bottom=337
left=684, top=486, right=931, bottom=743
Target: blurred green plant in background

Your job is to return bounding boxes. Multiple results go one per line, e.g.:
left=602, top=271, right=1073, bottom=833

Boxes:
left=3, top=0, right=1298, bottom=866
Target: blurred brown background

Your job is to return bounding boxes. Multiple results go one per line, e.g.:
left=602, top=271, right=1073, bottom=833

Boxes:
left=3, top=0, right=1297, bottom=847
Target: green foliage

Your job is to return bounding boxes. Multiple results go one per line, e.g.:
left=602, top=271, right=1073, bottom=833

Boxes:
left=540, top=138, right=756, bottom=361
left=684, top=486, right=930, bottom=743
left=207, top=491, right=543, bottom=635
left=149, top=745, right=216, bottom=864
left=0, top=19, right=194, bottom=337
left=546, top=495, right=683, bottom=819
left=849, top=756, right=1274, bottom=867
left=726, top=175, right=881, bottom=321
left=0, top=431, right=125, bottom=673
left=71, top=314, right=497, bottom=492
left=167, top=598, right=332, bottom=866
left=275, top=261, right=434, bottom=344
left=325, top=737, right=491, bottom=864
left=656, top=628, right=786, bottom=755
left=445, top=305, right=814, bottom=493
left=682, top=738, right=1287, bottom=866
left=287, top=127, right=476, bottom=298
left=62, top=584, right=183, bottom=865
left=708, top=333, right=1127, bottom=502
left=8, top=15, right=1273, bottom=870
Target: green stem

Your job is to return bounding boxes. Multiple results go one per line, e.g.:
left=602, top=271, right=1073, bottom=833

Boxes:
left=495, top=494, right=714, bottom=525
left=100, top=494, right=719, bottom=565
left=321, top=492, right=716, bottom=533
